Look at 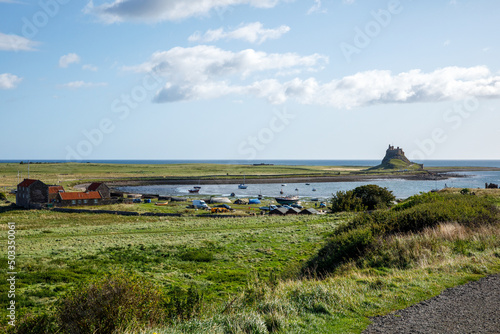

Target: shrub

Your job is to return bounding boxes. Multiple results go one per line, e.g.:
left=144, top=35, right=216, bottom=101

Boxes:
left=56, top=272, right=165, bottom=334
left=352, top=184, right=395, bottom=210
left=12, top=313, right=57, bottom=334
left=330, top=185, right=395, bottom=213
left=330, top=190, right=366, bottom=213
left=0, top=192, right=6, bottom=201
left=304, top=193, right=498, bottom=275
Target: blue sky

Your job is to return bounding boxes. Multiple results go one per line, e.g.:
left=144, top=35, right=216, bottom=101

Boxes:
left=1, top=0, right=499, bottom=161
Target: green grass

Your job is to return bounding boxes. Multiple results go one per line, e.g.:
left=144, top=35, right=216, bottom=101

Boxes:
left=1, top=193, right=499, bottom=333
left=0, top=203, right=342, bottom=331
left=0, top=162, right=369, bottom=189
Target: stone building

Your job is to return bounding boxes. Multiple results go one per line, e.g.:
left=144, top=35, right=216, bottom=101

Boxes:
left=48, top=186, right=65, bottom=202
left=56, top=191, right=102, bottom=206
left=16, top=179, right=49, bottom=208
left=87, top=182, right=111, bottom=199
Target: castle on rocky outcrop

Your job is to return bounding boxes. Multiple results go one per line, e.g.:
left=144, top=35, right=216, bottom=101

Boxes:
left=382, top=145, right=411, bottom=165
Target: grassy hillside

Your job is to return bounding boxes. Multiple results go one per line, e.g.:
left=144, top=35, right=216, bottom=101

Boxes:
left=1, top=192, right=499, bottom=333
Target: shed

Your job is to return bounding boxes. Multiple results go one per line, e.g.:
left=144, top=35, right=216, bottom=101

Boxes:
left=269, top=207, right=288, bottom=216
left=286, top=207, right=301, bottom=215
left=299, top=208, right=319, bottom=215
left=57, top=191, right=102, bottom=206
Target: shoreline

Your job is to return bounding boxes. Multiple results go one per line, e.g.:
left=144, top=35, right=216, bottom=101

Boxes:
left=97, top=171, right=464, bottom=188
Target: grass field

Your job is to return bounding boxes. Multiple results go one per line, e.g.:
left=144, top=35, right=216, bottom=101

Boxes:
left=0, top=163, right=369, bottom=189
left=1, top=190, right=499, bottom=333
left=1, top=163, right=500, bottom=333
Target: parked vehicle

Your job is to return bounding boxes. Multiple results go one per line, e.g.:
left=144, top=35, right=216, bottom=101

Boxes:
left=192, top=200, right=209, bottom=209
left=291, top=203, right=303, bottom=209
left=214, top=204, right=233, bottom=210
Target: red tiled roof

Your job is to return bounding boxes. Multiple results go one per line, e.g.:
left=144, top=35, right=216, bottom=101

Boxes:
left=48, top=186, right=65, bottom=194
left=18, top=179, right=38, bottom=188
left=87, top=182, right=103, bottom=191
left=58, top=191, right=101, bottom=201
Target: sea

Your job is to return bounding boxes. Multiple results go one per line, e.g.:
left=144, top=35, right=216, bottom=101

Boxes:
left=12, top=159, right=492, bottom=200
left=2, top=159, right=500, bottom=168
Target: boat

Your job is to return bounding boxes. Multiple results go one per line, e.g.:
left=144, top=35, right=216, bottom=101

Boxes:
left=155, top=202, right=169, bottom=206
left=305, top=183, right=310, bottom=185
left=280, top=189, right=284, bottom=195
left=188, top=188, right=200, bottom=193
left=238, top=174, right=248, bottom=189
left=312, top=188, right=317, bottom=192
left=275, top=195, right=299, bottom=205
left=194, top=186, right=201, bottom=189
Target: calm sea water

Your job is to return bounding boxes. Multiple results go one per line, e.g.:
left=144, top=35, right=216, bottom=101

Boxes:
left=117, top=171, right=500, bottom=200
left=4, top=159, right=499, bottom=199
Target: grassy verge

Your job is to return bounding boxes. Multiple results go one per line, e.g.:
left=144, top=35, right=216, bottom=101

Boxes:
left=1, top=192, right=499, bottom=333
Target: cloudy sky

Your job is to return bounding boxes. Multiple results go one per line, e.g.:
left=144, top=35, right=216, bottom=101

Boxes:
left=1, top=0, right=499, bottom=160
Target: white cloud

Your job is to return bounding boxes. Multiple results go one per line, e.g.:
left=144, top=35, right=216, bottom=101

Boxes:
left=59, top=53, right=81, bottom=68
left=0, top=32, right=39, bottom=51
left=60, top=81, right=107, bottom=89
left=307, top=0, right=326, bottom=14
left=124, top=45, right=327, bottom=83
left=82, top=64, right=98, bottom=71
left=84, top=0, right=284, bottom=23
left=0, top=73, right=22, bottom=89
left=188, top=22, right=290, bottom=44
left=259, top=66, right=500, bottom=108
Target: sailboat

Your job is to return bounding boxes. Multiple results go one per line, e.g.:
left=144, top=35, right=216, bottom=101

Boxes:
left=238, top=175, right=248, bottom=189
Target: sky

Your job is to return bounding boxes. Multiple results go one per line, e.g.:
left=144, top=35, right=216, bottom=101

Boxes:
left=1, top=0, right=500, bottom=161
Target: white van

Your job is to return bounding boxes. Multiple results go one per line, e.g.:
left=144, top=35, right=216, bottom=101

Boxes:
left=192, top=200, right=209, bottom=209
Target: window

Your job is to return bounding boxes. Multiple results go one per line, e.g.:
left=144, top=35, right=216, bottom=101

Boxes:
left=83, top=200, right=88, bottom=204
left=72, top=200, right=76, bottom=205
left=94, top=199, right=98, bottom=204
left=77, top=200, right=82, bottom=204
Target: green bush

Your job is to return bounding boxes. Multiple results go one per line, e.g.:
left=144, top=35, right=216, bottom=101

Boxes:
left=304, top=193, right=498, bottom=275
left=330, top=185, right=395, bottom=213
left=352, top=184, right=395, bottom=210
left=56, top=272, right=165, bottom=334
left=330, top=190, right=366, bottom=213
left=12, top=313, right=57, bottom=334
left=0, top=192, right=7, bottom=201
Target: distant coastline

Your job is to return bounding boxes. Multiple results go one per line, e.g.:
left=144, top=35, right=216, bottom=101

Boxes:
left=2, top=159, right=500, bottom=168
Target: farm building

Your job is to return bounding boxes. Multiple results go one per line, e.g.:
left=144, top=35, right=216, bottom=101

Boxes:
left=269, top=207, right=288, bottom=216
left=299, top=208, right=319, bottom=215
left=56, top=191, right=102, bottom=206
left=87, top=182, right=111, bottom=199
left=48, top=186, right=65, bottom=202
left=16, top=179, right=49, bottom=209
left=286, top=207, right=301, bottom=215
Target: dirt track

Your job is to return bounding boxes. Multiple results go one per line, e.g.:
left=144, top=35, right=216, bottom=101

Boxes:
left=363, top=273, right=500, bottom=334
